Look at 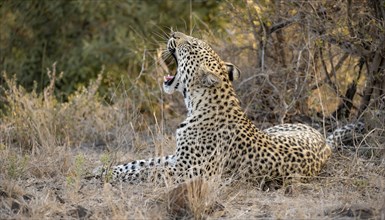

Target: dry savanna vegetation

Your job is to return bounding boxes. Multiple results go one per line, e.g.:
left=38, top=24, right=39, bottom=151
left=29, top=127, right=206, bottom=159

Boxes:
left=1, top=0, right=384, bottom=219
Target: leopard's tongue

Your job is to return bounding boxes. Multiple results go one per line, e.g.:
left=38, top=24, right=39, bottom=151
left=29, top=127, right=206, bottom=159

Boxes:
left=164, top=75, right=174, bottom=83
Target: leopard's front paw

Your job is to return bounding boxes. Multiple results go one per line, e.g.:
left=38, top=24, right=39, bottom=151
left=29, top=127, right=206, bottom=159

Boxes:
left=90, top=165, right=115, bottom=182
left=92, top=166, right=106, bottom=177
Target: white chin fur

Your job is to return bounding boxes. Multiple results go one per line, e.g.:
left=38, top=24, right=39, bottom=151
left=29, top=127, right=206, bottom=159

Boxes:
left=163, top=83, right=175, bottom=94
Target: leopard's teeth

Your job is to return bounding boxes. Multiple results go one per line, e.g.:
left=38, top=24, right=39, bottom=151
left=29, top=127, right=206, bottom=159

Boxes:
left=164, top=75, right=174, bottom=82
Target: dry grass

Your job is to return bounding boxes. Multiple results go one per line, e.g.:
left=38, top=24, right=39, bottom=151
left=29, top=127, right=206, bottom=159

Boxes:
left=1, top=66, right=384, bottom=219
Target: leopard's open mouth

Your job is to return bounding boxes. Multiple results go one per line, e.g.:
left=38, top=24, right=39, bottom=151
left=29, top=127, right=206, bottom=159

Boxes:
left=164, top=50, right=177, bottom=86
left=164, top=74, right=175, bottom=86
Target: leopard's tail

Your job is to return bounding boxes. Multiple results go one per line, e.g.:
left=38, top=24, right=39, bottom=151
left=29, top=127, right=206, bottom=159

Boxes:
left=326, top=121, right=365, bottom=149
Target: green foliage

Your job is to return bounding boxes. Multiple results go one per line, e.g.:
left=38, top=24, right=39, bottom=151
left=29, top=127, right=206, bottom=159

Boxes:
left=66, top=154, right=86, bottom=189
left=100, top=153, right=111, bottom=167
left=6, top=153, right=29, bottom=179
left=74, top=154, right=86, bottom=177
left=100, top=153, right=113, bottom=182
left=0, top=0, right=227, bottom=99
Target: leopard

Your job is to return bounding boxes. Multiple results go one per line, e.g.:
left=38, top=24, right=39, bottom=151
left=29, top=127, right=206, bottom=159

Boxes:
left=326, top=121, right=365, bottom=149
left=95, top=32, right=335, bottom=185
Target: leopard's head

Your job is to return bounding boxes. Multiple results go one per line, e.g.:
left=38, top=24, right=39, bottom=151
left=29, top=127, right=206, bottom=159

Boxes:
left=163, top=32, right=240, bottom=95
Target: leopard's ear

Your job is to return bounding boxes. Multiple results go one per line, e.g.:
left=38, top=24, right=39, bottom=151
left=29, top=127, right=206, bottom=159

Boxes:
left=225, top=62, right=241, bottom=81
left=199, top=64, right=221, bottom=87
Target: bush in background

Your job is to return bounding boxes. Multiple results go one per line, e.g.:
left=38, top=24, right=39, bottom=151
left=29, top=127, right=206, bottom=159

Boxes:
left=0, top=0, right=227, bottom=99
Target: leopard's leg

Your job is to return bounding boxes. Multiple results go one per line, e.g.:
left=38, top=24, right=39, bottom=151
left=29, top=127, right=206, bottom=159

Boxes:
left=96, top=155, right=177, bottom=184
